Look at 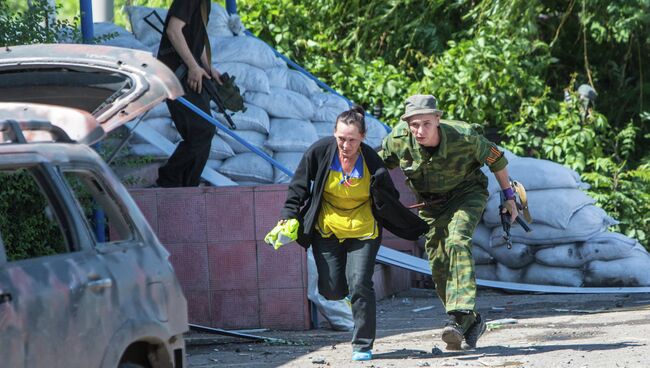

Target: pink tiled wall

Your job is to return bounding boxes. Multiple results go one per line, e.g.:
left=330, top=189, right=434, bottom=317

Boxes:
left=128, top=169, right=419, bottom=331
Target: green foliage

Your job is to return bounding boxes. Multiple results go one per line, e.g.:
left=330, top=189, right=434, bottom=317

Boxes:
left=0, top=0, right=81, bottom=45
left=0, top=171, right=65, bottom=261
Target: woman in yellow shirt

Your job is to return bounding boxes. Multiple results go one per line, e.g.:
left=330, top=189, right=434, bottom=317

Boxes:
left=279, top=106, right=427, bottom=361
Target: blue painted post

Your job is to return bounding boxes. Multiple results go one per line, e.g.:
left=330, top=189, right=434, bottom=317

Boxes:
left=226, top=0, right=237, bottom=14
left=79, top=0, right=94, bottom=43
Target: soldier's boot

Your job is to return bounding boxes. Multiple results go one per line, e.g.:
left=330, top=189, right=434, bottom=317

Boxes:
left=463, top=312, right=486, bottom=349
left=441, top=317, right=464, bottom=351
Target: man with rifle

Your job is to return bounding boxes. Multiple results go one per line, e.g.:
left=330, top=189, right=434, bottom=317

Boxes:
left=380, top=94, right=520, bottom=351
left=155, top=0, right=222, bottom=187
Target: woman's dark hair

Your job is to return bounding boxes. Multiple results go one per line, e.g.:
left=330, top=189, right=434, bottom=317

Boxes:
left=335, top=105, right=366, bottom=134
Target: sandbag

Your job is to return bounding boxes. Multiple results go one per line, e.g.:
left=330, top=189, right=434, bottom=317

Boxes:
left=94, top=22, right=152, bottom=52
left=483, top=243, right=534, bottom=269
left=490, top=205, right=617, bottom=247
left=214, top=62, right=270, bottom=94
left=125, top=6, right=167, bottom=48
left=364, top=115, right=389, bottom=150
left=218, top=152, right=274, bottom=183
left=273, top=151, right=303, bottom=184
left=146, top=102, right=171, bottom=120
left=145, top=117, right=180, bottom=143
left=581, top=232, right=648, bottom=262
left=534, top=243, right=585, bottom=268
left=483, top=188, right=595, bottom=229
left=245, top=88, right=315, bottom=120
left=483, top=157, right=588, bottom=196
left=584, top=256, right=650, bottom=287
left=310, top=92, right=349, bottom=110
left=311, top=104, right=346, bottom=122
left=128, top=143, right=167, bottom=159
left=206, top=3, right=234, bottom=37
left=471, top=222, right=491, bottom=249
left=286, top=70, right=322, bottom=96
left=472, top=245, right=494, bottom=265
left=523, top=263, right=584, bottom=287
left=212, top=36, right=286, bottom=70
left=205, top=159, right=223, bottom=170
left=312, top=121, right=335, bottom=139
left=209, top=135, right=235, bottom=160
left=217, top=129, right=269, bottom=154
left=266, top=66, right=290, bottom=88
left=475, top=264, right=497, bottom=281
left=495, top=263, right=524, bottom=283
left=266, top=119, right=318, bottom=152
left=215, top=103, right=270, bottom=134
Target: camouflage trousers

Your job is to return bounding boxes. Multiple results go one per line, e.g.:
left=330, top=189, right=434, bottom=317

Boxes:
left=419, top=183, right=488, bottom=316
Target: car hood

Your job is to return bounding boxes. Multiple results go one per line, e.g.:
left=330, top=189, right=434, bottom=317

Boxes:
left=0, top=44, right=183, bottom=143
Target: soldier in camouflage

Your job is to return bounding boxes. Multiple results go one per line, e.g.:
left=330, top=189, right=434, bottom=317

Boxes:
left=380, top=95, right=519, bottom=350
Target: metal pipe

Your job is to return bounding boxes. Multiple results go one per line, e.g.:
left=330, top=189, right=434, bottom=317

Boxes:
left=225, top=0, right=237, bottom=15
left=79, top=0, right=94, bottom=43
left=91, top=0, right=114, bottom=22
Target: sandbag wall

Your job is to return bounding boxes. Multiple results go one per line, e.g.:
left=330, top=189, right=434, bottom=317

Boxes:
left=472, top=151, right=650, bottom=287
left=96, top=4, right=388, bottom=186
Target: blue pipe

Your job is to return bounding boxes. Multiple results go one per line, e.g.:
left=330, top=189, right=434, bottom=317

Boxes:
left=226, top=0, right=237, bottom=15
left=244, top=31, right=392, bottom=134
left=176, top=97, right=295, bottom=177
left=79, top=0, right=94, bottom=44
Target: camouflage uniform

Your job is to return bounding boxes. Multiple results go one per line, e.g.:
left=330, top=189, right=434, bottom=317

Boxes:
left=381, top=119, right=507, bottom=330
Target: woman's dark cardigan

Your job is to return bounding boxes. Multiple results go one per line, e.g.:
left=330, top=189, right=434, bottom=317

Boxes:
left=280, top=136, right=429, bottom=248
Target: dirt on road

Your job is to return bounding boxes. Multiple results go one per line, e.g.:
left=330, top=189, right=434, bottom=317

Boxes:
left=186, top=288, right=650, bottom=368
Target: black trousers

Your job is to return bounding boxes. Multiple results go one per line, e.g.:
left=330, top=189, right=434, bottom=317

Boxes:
left=312, top=233, right=381, bottom=352
left=157, top=82, right=215, bottom=187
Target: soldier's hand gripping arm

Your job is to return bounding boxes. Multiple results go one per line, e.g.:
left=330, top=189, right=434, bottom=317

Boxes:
left=166, top=16, right=210, bottom=93
left=494, top=168, right=519, bottom=224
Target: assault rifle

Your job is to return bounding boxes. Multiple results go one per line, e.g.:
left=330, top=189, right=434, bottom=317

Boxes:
left=499, top=180, right=532, bottom=249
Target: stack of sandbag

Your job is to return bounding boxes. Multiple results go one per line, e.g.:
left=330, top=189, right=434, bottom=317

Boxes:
left=471, top=151, right=650, bottom=287
left=99, top=3, right=389, bottom=186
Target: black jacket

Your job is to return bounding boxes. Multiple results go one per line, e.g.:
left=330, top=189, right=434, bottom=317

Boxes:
left=281, top=136, right=428, bottom=248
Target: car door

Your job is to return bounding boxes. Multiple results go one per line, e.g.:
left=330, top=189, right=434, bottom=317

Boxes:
left=0, top=161, right=117, bottom=368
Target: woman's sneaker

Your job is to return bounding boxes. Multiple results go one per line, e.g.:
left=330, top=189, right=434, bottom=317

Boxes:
left=351, top=350, right=372, bottom=361
left=463, top=312, right=486, bottom=349
left=441, top=320, right=464, bottom=351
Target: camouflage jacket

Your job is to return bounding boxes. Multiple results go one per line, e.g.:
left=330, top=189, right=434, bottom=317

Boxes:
left=380, top=120, right=507, bottom=195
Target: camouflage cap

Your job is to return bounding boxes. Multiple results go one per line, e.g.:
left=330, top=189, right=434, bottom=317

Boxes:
left=401, top=94, right=443, bottom=120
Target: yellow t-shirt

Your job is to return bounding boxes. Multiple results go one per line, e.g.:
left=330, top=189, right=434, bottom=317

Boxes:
left=316, top=154, right=378, bottom=241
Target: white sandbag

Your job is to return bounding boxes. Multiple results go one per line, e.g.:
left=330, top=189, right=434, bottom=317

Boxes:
left=310, top=92, right=349, bottom=110
left=266, top=66, right=289, bottom=88
left=312, top=121, right=335, bottom=139
left=495, top=263, right=524, bottom=283
left=146, top=103, right=171, bottom=120
left=212, top=36, right=286, bottom=70
left=483, top=188, right=595, bottom=229
left=286, top=69, right=322, bottom=96
left=215, top=103, right=270, bottom=133
left=128, top=143, right=167, bottom=158
left=205, top=159, right=223, bottom=170
left=273, top=151, right=302, bottom=183
left=483, top=243, right=534, bottom=269
left=475, top=264, right=497, bottom=281
left=210, top=135, right=235, bottom=160
left=125, top=6, right=167, bottom=48
left=311, top=104, right=346, bottom=122
left=364, top=115, right=389, bottom=150
left=214, top=62, right=270, bottom=94
left=585, top=256, right=650, bottom=287
left=471, top=222, right=491, bottom=249
left=490, top=205, right=617, bottom=247
left=217, top=129, right=269, bottom=154
left=206, top=3, right=234, bottom=37
left=307, top=248, right=354, bottom=331
left=523, top=263, right=584, bottom=287
left=581, top=232, right=648, bottom=261
left=245, top=88, right=315, bottom=120
left=472, top=245, right=494, bottom=265
left=534, top=243, right=585, bottom=268
left=483, top=157, right=589, bottom=196
left=145, top=117, right=180, bottom=143
left=227, top=14, right=246, bottom=36
left=266, top=118, right=318, bottom=152
left=94, top=22, right=152, bottom=52
left=218, top=152, right=274, bottom=183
